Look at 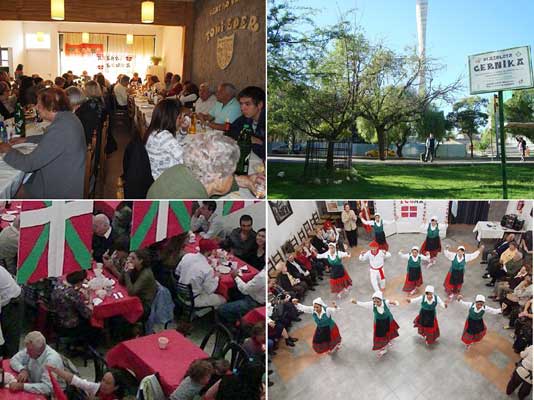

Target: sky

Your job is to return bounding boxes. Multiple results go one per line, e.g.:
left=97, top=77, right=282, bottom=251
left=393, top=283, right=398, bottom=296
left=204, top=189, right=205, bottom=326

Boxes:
left=287, top=0, right=534, bottom=111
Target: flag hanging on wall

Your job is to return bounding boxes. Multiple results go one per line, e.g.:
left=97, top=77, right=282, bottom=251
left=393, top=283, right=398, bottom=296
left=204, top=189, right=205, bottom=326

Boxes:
left=130, top=201, right=193, bottom=250
left=17, top=201, right=93, bottom=284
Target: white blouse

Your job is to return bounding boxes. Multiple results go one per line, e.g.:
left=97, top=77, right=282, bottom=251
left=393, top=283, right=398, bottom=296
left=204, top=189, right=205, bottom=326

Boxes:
left=145, top=129, right=185, bottom=179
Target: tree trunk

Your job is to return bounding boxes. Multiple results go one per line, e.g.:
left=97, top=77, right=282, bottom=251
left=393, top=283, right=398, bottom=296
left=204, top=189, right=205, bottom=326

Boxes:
left=376, top=125, right=386, bottom=161
left=326, top=141, right=335, bottom=170
left=469, top=135, right=474, bottom=159
left=395, top=141, right=405, bottom=158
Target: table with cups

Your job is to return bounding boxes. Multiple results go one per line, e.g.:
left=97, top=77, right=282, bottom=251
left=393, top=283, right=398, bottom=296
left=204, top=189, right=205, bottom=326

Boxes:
left=106, top=329, right=208, bottom=396
left=67, top=263, right=145, bottom=329
left=0, top=201, right=22, bottom=229
left=183, top=234, right=259, bottom=300
left=0, top=116, right=50, bottom=199
left=0, top=359, right=47, bottom=399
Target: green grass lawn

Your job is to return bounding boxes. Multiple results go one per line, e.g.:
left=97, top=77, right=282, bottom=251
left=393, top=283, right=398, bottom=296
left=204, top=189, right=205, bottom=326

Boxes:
left=267, top=162, right=534, bottom=199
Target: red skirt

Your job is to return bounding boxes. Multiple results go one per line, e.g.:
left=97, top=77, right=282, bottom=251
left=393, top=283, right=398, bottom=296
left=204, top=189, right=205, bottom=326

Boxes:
left=372, top=319, right=400, bottom=350
left=421, top=237, right=442, bottom=258
left=461, top=319, right=487, bottom=345
left=402, top=270, right=423, bottom=292
left=312, top=323, right=342, bottom=354
left=330, top=270, right=352, bottom=293
left=413, top=315, right=440, bottom=344
left=443, top=271, right=463, bottom=295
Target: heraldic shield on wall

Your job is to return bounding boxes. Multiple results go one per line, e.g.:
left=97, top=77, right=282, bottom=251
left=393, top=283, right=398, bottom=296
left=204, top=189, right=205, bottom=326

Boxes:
left=217, top=33, right=235, bottom=70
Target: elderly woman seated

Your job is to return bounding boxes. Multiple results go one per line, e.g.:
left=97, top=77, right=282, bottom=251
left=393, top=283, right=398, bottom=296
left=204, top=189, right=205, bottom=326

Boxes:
left=147, top=133, right=264, bottom=199
left=0, top=87, right=86, bottom=198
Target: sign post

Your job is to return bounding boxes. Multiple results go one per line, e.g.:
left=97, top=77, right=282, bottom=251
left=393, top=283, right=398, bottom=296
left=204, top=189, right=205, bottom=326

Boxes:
left=468, top=45, right=534, bottom=199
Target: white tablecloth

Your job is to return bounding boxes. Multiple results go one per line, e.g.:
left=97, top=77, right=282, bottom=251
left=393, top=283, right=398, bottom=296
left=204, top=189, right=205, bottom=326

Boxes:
left=473, top=221, right=525, bottom=241
left=0, top=121, right=46, bottom=198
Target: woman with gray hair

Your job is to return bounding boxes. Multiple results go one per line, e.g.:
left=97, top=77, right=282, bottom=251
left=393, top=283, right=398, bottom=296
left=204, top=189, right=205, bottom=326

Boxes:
left=147, top=133, right=263, bottom=198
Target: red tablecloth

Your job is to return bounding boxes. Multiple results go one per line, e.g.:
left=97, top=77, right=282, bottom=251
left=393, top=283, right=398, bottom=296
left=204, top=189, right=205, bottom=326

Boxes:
left=0, top=359, right=47, bottom=399
left=85, top=269, right=145, bottom=328
left=106, top=330, right=208, bottom=396
left=183, top=235, right=259, bottom=300
left=242, top=306, right=266, bottom=325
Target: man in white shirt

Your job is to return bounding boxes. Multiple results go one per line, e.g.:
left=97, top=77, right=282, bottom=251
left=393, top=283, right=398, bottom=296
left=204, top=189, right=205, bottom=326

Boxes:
left=175, top=239, right=226, bottom=308
left=190, top=201, right=224, bottom=239
left=9, top=331, right=65, bottom=395
left=359, top=241, right=392, bottom=293
left=0, top=264, right=22, bottom=357
left=0, top=215, right=20, bottom=275
left=217, top=268, right=266, bottom=324
left=113, top=75, right=131, bottom=107
left=194, top=83, right=217, bottom=115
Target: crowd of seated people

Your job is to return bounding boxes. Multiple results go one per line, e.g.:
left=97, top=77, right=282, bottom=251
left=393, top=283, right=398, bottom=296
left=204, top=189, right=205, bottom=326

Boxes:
left=0, top=203, right=266, bottom=399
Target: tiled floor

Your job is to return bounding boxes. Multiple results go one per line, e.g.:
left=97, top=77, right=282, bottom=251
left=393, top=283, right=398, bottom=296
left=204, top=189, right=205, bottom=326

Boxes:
left=269, top=224, right=521, bottom=400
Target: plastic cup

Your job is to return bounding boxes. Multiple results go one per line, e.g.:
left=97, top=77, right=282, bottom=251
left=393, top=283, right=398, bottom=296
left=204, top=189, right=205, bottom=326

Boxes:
left=158, top=336, right=169, bottom=349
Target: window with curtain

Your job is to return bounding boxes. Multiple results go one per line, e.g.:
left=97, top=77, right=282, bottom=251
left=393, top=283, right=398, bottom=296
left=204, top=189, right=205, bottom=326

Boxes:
left=59, top=32, right=155, bottom=79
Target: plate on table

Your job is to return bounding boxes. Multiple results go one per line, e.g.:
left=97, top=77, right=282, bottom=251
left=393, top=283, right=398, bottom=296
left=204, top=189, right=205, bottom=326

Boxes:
left=1, top=214, right=15, bottom=222
left=92, top=298, right=104, bottom=306
left=217, top=266, right=232, bottom=274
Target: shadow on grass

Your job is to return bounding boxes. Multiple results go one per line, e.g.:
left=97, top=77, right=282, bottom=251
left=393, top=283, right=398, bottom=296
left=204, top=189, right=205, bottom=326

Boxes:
left=267, top=162, right=534, bottom=199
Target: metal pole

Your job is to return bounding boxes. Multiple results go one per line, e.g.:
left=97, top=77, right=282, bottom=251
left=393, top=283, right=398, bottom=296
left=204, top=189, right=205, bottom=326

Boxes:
left=498, top=91, right=508, bottom=198
left=494, top=94, right=499, bottom=159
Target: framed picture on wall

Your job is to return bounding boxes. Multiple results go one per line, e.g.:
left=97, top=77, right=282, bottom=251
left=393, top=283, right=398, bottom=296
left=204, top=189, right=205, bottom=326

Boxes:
left=269, top=201, right=293, bottom=225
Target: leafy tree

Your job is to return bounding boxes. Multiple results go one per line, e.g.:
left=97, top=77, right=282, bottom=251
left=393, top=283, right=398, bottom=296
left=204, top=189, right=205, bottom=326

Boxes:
left=447, top=97, right=489, bottom=158
left=504, top=89, right=534, bottom=140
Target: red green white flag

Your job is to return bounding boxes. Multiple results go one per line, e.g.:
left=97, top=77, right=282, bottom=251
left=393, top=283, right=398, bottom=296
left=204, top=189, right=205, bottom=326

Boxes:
left=130, top=201, right=193, bottom=250
left=17, top=201, right=93, bottom=284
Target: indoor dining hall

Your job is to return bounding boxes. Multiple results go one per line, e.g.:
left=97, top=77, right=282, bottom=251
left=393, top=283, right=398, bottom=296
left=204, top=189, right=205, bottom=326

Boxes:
left=0, top=0, right=266, bottom=200
left=0, top=199, right=266, bottom=399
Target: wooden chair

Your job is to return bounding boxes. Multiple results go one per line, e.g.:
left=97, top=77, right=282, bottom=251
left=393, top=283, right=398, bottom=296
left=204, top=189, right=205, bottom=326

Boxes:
left=116, top=177, right=125, bottom=199
left=303, top=220, right=313, bottom=235
left=200, top=323, right=234, bottom=359
left=289, top=235, right=299, bottom=248
left=271, top=249, right=285, bottom=265
left=297, top=228, right=307, bottom=242
left=83, top=130, right=97, bottom=198
left=311, top=211, right=321, bottom=225
left=174, top=282, right=214, bottom=322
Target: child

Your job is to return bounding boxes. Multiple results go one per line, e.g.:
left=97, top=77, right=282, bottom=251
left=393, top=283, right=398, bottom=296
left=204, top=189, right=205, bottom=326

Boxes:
left=359, top=241, right=391, bottom=293
left=170, top=359, right=214, bottom=400
left=399, top=246, right=430, bottom=295
left=406, top=285, right=447, bottom=345
left=420, top=216, right=442, bottom=268
left=457, top=294, right=502, bottom=350
left=316, top=243, right=352, bottom=297
left=292, top=297, right=342, bottom=354
left=443, top=244, right=484, bottom=300
left=352, top=291, right=400, bottom=358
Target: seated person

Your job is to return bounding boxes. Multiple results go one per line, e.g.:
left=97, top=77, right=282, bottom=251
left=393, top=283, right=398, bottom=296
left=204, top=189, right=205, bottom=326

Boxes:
left=228, top=86, right=266, bottom=161
left=520, top=230, right=533, bottom=266
left=102, top=236, right=130, bottom=279
left=199, top=359, right=231, bottom=397
left=113, top=75, right=131, bottom=108
left=0, top=215, right=20, bottom=275
left=92, top=214, right=117, bottom=263
left=120, top=249, right=157, bottom=319
left=491, top=265, right=531, bottom=301
left=275, top=262, right=308, bottom=300
left=298, top=240, right=325, bottom=278
left=130, top=72, right=142, bottom=86
left=163, top=72, right=174, bottom=91
left=170, top=359, right=213, bottom=400
left=144, top=98, right=184, bottom=180
left=203, top=360, right=264, bottom=400
left=268, top=278, right=300, bottom=322
left=178, top=82, right=199, bottom=108
left=147, top=133, right=263, bottom=199
left=0, top=81, right=14, bottom=119
left=286, top=252, right=316, bottom=289
left=199, top=83, right=241, bottom=131
left=165, top=74, right=183, bottom=97
left=148, top=75, right=164, bottom=93
left=50, top=270, right=92, bottom=335
left=194, top=83, right=217, bottom=115
left=484, top=233, right=515, bottom=263
left=512, top=299, right=533, bottom=353
left=47, top=365, right=127, bottom=400
left=243, top=323, right=266, bottom=362
left=267, top=301, right=298, bottom=351
left=111, top=201, right=133, bottom=237
left=175, top=239, right=226, bottom=308
left=217, top=268, right=265, bottom=324
left=310, top=227, right=329, bottom=254
left=506, top=345, right=532, bottom=400
left=190, top=201, right=224, bottom=239
left=485, top=241, right=521, bottom=286
left=222, top=215, right=257, bottom=260
left=244, top=228, right=266, bottom=270
left=9, top=331, right=65, bottom=395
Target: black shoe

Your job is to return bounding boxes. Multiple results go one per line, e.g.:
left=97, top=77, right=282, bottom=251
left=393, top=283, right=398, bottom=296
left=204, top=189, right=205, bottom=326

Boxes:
left=482, top=273, right=491, bottom=279
left=486, top=282, right=495, bottom=287
left=288, top=337, right=299, bottom=342
left=268, top=370, right=274, bottom=375
left=285, top=338, right=295, bottom=347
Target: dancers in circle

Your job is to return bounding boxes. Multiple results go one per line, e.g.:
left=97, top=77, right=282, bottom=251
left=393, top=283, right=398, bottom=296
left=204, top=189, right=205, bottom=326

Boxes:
left=317, top=243, right=352, bottom=298
left=443, top=244, right=484, bottom=301
left=406, top=285, right=447, bottom=345
left=399, top=246, right=430, bottom=295
left=359, top=241, right=391, bottom=293
left=457, top=294, right=502, bottom=350
left=420, top=216, right=442, bottom=268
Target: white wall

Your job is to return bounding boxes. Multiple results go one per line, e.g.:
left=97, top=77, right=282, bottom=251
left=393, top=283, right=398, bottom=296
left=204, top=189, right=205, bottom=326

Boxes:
left=0, top=21, right=25, bottom=73
left=268, top=201, right=318, bottom=258
left=217, top=202, right=265, bottom=234
left=160, top=26, right=185, bottom=78
left=0, top=20, right=184, bottom=80
left=506, top=200, right=533, bottom=232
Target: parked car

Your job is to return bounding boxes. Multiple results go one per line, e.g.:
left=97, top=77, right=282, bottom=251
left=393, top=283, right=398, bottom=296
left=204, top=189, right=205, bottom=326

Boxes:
left=271, top=143, right=290, bottom=154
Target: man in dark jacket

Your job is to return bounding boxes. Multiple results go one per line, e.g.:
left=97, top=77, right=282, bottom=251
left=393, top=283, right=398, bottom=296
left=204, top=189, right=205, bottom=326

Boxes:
left=92, top=214, right=117, bottom=263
